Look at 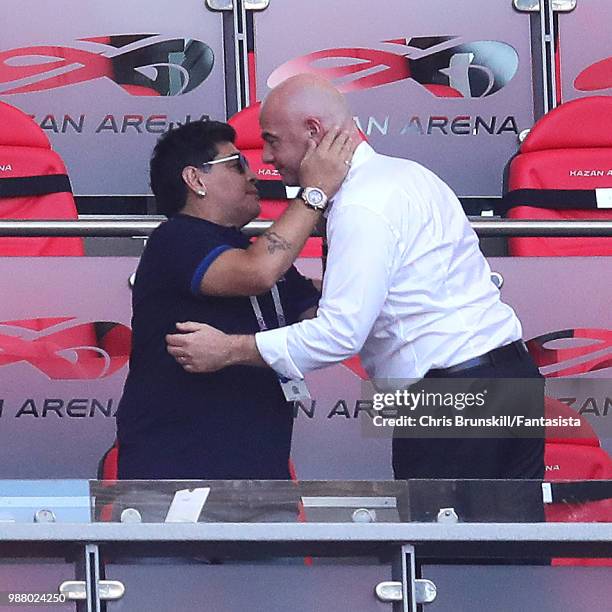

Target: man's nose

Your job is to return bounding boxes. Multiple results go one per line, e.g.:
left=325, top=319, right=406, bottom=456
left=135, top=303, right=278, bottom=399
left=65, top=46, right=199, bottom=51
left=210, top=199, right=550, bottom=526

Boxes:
left=246, top=167, right=258, bottom=183
left=261, top=143, right=274, bottom=165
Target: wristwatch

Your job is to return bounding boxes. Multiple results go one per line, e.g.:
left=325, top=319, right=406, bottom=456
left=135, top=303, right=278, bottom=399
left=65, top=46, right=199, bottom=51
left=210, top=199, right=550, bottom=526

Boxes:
left=298, top=187, right=329, bottom=211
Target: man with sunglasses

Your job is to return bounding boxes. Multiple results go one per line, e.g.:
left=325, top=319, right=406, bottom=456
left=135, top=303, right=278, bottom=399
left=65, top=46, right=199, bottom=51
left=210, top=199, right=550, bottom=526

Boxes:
left=116, top=119, right=355, bottom=481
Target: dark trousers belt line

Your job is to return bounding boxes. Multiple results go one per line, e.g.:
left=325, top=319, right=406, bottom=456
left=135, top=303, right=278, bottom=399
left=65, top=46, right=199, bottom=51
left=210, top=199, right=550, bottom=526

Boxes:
left=427, top=340, right=529, bottom=376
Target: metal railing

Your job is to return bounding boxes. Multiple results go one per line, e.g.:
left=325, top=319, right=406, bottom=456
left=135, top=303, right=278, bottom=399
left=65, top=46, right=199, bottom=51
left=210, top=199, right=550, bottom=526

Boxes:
left=0, top=217, right=611, bottom=238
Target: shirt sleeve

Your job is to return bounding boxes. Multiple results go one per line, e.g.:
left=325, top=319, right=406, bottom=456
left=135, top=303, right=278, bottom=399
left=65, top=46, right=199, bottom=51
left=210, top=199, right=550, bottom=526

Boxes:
left=255, top=205, right=399, bottom=379
left=153, top=222, right=236, bottom=297
left=189, top=244, right=233, bottom=294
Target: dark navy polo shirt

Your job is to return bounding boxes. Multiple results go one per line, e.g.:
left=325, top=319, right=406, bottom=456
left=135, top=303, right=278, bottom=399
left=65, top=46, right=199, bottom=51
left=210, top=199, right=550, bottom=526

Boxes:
left=116, top=214, right=319, bottom=480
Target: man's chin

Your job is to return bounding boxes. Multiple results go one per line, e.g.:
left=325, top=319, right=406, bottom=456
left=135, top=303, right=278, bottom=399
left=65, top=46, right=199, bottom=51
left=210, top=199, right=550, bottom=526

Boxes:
left=278, top=170, right=299, bottom=186
left=247, top=202, right=261, bottom=224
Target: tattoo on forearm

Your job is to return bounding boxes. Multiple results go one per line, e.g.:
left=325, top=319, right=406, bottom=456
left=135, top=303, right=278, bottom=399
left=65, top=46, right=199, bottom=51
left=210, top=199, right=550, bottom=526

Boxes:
left=263, top=231, right=292, bottom=254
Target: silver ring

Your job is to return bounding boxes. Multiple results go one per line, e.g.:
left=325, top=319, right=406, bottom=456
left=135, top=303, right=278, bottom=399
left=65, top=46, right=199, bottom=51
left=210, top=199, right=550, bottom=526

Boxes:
left=344, top=160, right=351, bottom=167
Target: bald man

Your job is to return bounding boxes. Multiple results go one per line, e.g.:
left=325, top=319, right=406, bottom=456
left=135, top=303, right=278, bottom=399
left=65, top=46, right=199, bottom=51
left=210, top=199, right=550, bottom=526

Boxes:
left=167, top=74, right=545, bottom=481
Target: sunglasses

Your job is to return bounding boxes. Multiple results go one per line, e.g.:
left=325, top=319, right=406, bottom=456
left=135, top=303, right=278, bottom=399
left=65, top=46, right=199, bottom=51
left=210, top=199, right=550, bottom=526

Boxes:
left=200, top=152, right=250, bottom=174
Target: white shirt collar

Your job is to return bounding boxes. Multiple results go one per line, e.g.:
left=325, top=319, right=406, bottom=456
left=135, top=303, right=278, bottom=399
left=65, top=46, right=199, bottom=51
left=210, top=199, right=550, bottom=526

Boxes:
left=350, top=140, right=376, bottom=168
left=324, top=141, right=375, bottom=218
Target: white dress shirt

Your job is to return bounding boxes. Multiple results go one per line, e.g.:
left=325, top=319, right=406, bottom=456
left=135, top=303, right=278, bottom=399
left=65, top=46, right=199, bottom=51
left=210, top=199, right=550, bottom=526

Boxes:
left=255, top=142, right=522, bottom=382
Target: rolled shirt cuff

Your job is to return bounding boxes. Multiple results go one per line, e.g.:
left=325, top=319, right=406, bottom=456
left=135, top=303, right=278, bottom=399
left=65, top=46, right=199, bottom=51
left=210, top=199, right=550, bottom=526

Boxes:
left=255, top=327, right=305, bottom=380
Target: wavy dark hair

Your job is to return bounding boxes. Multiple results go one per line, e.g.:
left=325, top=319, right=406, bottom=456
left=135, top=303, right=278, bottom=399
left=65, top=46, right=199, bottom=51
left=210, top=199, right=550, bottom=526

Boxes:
left=149, top=120, right=236, bottom=217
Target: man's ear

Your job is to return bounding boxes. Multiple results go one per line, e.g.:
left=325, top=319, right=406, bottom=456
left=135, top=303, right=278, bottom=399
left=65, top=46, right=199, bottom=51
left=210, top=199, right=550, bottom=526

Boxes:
left=305, top=118, right=324, bottom=142
left=181, top=166, right=206, bottom=195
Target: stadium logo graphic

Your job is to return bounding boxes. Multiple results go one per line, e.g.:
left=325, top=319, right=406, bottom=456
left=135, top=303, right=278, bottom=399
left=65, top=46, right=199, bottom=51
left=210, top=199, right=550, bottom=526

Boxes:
left=0, top=318, right=131, bottom=379
left=0, top=34, right=214, bottom=96
left=527, top=328, right=612, bottom=378
left=268, top=36, right=519, bottom=98
left=575, top=57, right=612, bottom=92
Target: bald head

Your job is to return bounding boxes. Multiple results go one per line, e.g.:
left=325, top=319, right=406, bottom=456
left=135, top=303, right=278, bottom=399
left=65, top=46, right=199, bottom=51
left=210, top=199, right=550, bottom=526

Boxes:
left=261, top=74, right=353, bottom=132
left=259, top=73, right=358, bottom=185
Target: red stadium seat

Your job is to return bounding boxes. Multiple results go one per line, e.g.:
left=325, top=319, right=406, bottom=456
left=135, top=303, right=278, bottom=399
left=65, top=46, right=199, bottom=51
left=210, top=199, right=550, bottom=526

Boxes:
left=0, top=100, right=83, bottom=256
left=540, top=384, right=612, bottom=565
left=98, top=442, right=120, bottom=481
left=544, top=396, right=612, bottom=475
left=505, top=96, right=612, bottom=256
left=96, top=441, right=120, bottom=522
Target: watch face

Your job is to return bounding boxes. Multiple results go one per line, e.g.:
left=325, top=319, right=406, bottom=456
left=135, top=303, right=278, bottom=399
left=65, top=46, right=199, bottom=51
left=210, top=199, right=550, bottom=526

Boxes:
left=308, top=189, right=324, bottom=205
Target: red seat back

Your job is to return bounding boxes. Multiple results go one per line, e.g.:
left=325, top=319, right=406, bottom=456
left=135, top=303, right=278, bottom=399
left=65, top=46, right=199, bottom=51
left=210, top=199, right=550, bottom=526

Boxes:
left=507, top=96, right=612, bottom=256
left=0, top=100, right=83, bottom=256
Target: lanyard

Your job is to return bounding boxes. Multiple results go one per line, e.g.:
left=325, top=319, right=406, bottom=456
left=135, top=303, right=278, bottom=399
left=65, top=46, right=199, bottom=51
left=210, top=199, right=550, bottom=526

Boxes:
left=251, top=283, right=308, bottom=393
left=249, top=284, right=285, bottom=331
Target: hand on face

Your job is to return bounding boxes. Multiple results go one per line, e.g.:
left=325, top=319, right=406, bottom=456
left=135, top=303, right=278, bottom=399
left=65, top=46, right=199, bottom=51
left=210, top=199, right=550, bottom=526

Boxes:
left=298, top=127, right=358, bottom=199
left=166, top=321, right=229, bottom=373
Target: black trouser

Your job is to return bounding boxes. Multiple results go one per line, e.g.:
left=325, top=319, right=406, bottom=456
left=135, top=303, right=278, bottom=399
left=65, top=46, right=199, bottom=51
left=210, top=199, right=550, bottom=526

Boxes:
left=392, top=348, right=545, bottom=481
left=392, top=348, right=545, bottom=528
